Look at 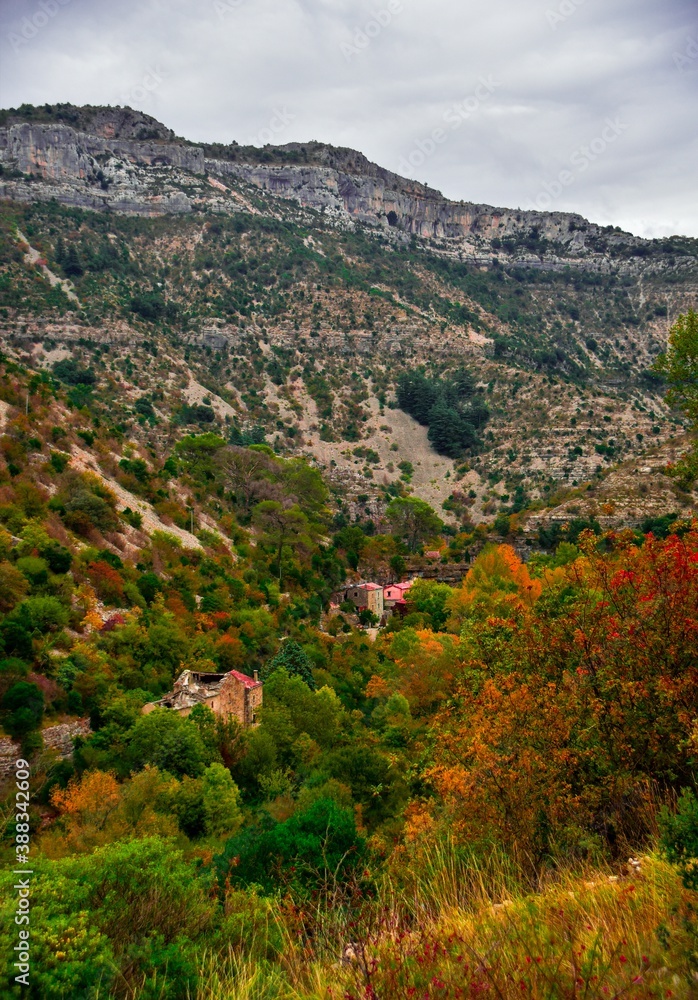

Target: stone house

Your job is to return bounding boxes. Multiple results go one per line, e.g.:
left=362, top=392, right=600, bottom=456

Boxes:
left=383, top=580, right=415, bottom=607
left=341, top=582, right=384, bottom=618
left=143, top=669, right=263, bottom=728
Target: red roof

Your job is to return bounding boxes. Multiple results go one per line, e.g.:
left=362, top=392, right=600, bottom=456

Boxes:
left=228, top=670, right=262, bottom=689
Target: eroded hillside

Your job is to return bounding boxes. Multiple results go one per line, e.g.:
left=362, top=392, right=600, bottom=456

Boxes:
left=0, top=103, right=696, bottom=528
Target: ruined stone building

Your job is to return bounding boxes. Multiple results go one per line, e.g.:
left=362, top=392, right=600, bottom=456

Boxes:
left=143, top=669, right=263, bottom=728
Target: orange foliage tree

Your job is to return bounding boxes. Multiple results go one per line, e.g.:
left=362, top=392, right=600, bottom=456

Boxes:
left=420, top=530, right=698, bottom=872
left=88, top=560, right=125, bottom=605
left=446, top=544, right=545, bottom=629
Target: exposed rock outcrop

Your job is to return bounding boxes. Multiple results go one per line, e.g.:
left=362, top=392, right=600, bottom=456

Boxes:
left=0, top=720, right=91, bottom=780
left=0, top=104, right=670, bottom=268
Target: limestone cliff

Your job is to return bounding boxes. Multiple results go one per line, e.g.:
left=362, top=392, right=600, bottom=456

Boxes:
left=0, top=104, right=690, bottom=270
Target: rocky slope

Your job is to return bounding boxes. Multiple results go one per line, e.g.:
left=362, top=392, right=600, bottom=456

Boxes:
left=0, top=103, right=696, bottom=530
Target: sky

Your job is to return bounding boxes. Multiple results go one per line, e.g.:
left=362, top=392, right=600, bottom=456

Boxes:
left=0, top=0, right=696, bottom=238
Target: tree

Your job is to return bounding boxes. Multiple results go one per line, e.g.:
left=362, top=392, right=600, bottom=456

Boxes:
left=127, top=710, right=212, bottom=778
left=216, top=797, right=365, bottom=894
left=202, top=763, right=243, bottom=838
left=447, top=543, right=542, bottom=626
left=386, top=496, right=443, bottom=552
left=281, top=459, right=330, bottom=520
left=396, top=371, right=438, bottom=425
left=427, top=400, right=478, bottom=458
left=406, top=579, right=454, bottom=631
left=654, top=310, right=698, bottom=422
left=1, top=680, right=44, bottom=740
left=0, top=561, right=29, bottom=612
left=62, top=243, right=83, bottom=278
left=252, top=500, right=310, bottom=585
left=425, top=528, right=698, bottom=873
left=53, top=358, right=96, bottom=386
left=396, top=368, right=489, bottom=457
left=262, top=639, right=316, bottom=689
left=217, top=445, right=276, bottom=513
left=62, top=479, right=119, bottom=535
left=10, top=596, right=69, bottom=634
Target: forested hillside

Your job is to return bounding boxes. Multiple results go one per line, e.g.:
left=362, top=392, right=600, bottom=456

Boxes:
left=0, top=105, right=697, bottom=999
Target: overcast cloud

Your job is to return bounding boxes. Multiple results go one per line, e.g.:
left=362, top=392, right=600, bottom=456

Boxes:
left=0, top=0, right=696, bottom=237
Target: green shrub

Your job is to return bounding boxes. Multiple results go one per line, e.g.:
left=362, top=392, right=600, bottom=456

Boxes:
left=63, top=487, right=118, bottom=535
left=1, top=680, right=44, bottom=739
left=127, top=709, right=213, bottom=778
left=660, top=788, right=698, bottom=890
left=43, top=542, right=73, bottom=574
left=11, top=595, right=69, bottom=633
left=15, top=555, right=49, bottom=588
left=52, top=358, right=96, bottom=386
left=216, top=797, right=366, bottom=895
left=0, top=837, right=214, bottom=998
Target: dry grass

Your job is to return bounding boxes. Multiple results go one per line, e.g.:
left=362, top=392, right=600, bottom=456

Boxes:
left=352, top=855, right=690, bottom=999
left=162, top=846, right=696, bottom=1000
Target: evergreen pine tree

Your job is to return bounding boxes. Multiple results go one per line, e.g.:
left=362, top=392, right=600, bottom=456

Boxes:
left=261, top=639, right=316, bottom=689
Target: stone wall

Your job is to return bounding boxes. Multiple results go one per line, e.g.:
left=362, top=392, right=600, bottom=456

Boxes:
left=0, top=719, right=90, bottom=780
left=247, top=685, right=263, bottom=727
left=218, top=675, right=263, bottom=728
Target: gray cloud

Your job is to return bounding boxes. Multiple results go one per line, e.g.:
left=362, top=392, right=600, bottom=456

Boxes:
left=0, top=0, right=696, bottom=236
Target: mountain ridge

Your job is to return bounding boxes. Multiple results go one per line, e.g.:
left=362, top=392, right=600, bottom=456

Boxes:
left=1, top=103, right=695, bottom=263
left=0, top=103, right=696, bottom=531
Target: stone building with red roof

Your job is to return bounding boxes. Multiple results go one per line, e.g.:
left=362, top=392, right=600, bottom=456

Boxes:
left=143, top=668, right=263, bottom=728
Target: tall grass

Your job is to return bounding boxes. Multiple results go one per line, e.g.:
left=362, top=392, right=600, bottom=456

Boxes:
left=151, top=840, right=696, bottom=1000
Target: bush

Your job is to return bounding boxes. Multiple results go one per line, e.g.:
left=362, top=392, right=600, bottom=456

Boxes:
left=88, top=560, right=125, bottom=604
left=178, top=404, right=216, bottom=425
left=11, top=595, right=69, bottom=632
left=216, top=797, right=366, bottom=895
left=121, top=507, right=143, bottom=529
left=16, top=555, right=49, bottom=588
left=63, top=487, right=118, bottom=535
left=660, top=789, right=698, bottom=890
left=0, top=837, right=214, bottom=998
left=127, top=710, right=213, bottom=779
left=52, top=358, right=96, bottom=386
left=0, top=561, right=29, bottom=611
left=43, top=542, right=73, bottom=574
left=1, top=680, right=44, bottom=739
left=49, top=451, right=70, bottom=474
left=136, top=571, right=162, bottom=605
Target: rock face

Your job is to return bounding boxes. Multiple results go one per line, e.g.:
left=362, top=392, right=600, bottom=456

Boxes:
left=0, top=122, right=203, bottom=179
left=0, top=105, right=654, bottom=259
left=208, top=156, right=591, bottom=244
left=0, top=720, right=91, bottom=780
left=0, top=118, right=203, bottom=215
